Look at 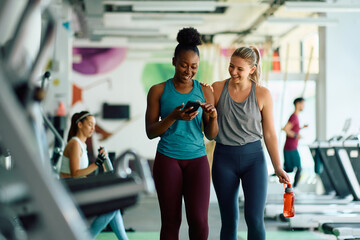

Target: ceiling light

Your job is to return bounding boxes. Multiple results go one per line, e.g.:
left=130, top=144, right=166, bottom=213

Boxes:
left=132, top=1, right=216, bottom=12
left=73, top=37, right=128, bottom=47
left=266, top=17, right=339, bottom=26
left=131, top=15, right=204, bottom=25
left=92, top=27, right=160, bottom=36
left=285, top=1, right=360, bottom=12
left=102, top=1, right=264, bottom=12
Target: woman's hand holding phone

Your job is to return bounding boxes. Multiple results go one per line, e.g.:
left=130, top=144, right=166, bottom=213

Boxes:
left=184, top=101, right=201, bottom=113
left=169, top=102, right=199, bottom=121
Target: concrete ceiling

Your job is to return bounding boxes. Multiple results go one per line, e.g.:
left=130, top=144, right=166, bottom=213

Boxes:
left=71, top=0, right=356, bottom=48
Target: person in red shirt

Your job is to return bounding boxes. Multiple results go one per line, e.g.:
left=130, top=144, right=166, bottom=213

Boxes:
left=282, top=97, right=308, bottom=188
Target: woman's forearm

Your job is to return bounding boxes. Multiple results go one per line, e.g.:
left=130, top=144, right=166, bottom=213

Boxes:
left=71, top=163, right=98, bottom=178
left=204, top=116, right=218, bottom=140
left=264, top=134, right=281, bottom=171
left=146, top=115, right=176, bottom=139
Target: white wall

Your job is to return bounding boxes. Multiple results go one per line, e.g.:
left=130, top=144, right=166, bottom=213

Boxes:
left=41, top=9, right=159, bottom=160
left=319, top=12, right=360, bottom=140
left=71, top=57, right=159, bottom=160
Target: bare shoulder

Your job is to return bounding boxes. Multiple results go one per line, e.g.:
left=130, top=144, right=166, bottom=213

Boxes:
left=67, top=138, right=81, bottom=150
left=212, top=80, right=226, bottom=88
left=64, top=139, right=81, bottom=156
left=255, top=84, right=273, bottom=111
left=255, top=84, right=271, bottom=100
left=211, top=80, right=227, bottom=105
left=149, top=82, right=166, bottom=93
left=212, top=79, right=227, bottom=94
left=148, top=82, right=166, bottom=99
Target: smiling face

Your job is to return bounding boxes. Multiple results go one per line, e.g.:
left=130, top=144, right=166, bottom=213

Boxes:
left=78, top=116, right=96, bottom=138
left=173, top=50, right=199, bottom=82
left=228, top=56, right=256, bottom=82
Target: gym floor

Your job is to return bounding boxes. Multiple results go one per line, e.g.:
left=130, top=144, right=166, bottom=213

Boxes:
left=96, top=195, right=337, bottom=240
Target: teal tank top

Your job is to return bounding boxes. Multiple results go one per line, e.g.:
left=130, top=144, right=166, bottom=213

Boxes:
left=157, top=79, right=206, bottom=159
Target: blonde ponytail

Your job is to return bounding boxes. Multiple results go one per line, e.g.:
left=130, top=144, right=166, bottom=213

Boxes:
left=249, top=46, right=262, bottom=84
left=231, top=46, right=262, bottom=84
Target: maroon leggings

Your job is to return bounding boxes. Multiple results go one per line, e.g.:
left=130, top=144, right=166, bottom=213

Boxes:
left=153, top=152, right=210, bottom=240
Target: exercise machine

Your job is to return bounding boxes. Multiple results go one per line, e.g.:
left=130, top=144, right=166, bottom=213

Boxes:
left=317, top=140, right=360, bottom=239
left=265, top=140, right=356, bottom=219
left=0, top=1, right=154, bottom=239
left=283, top=141, right=360, bottom=228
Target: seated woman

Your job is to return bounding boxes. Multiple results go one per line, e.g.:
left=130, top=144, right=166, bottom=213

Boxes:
left=60, top=111, right=128, bottom=240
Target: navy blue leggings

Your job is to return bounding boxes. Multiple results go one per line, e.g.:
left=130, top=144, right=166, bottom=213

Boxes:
left=153, top=152, right=210, bottom=240
left=212, top=141, right=268, bottom=240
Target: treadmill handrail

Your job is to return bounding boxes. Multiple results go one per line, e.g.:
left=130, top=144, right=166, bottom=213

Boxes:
left=41, top=109, right=65, bottom=151
left=114, top=149, right=155, bottom=194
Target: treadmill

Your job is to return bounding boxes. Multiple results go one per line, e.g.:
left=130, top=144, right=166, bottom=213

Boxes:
left=319, top=222, right=360, bottom=240
left=263, top=142, right=343, bottom=216
left=265, top=141, right=356, bottom=219
left=283, top=141, right=360, bottom=229
left=63, top=149, right=155, bottom=218
left=310, top=142, right=338, bottom=195
left=317, top=140, right=360, bottom=239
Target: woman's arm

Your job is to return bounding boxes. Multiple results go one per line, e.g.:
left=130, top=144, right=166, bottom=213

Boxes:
left=145, top=83, right=199, bottom=139
left=66, top=140, right=98, bottom=178
left=258, top=87, right=290, bottom=184
left=145, top=83, right=175, bottom=139
left=201, top=85, right=218, bottom=140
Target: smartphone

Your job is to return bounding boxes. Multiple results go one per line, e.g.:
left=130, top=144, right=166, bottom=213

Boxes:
left=184, top=101, right=200, bottom=113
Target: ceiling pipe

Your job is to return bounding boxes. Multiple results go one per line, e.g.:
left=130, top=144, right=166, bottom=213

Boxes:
left=233, top=0, right=286, bottom=43
left=205, top=0, right=286, bottom=43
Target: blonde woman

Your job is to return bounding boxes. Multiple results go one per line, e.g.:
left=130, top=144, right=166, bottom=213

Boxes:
left=211, top=47, right=290, bottom=240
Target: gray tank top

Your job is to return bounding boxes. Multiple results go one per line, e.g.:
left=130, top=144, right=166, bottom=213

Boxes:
left=215, top=79, right=262, bottom=146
